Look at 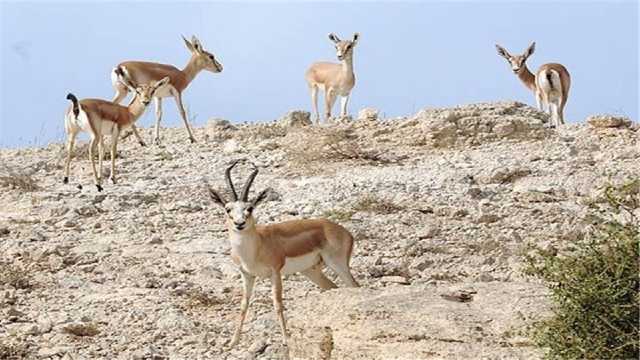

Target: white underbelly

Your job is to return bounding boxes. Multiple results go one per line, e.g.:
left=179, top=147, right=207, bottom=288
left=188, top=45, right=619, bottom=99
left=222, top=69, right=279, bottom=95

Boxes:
left=281, top=251, right=321, bottom=275
left=152, top=84, right=176, bottom=98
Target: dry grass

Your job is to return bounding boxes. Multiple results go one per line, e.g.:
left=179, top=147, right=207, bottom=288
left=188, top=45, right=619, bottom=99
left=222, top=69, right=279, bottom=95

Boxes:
left=0, top=340, right=32, bottom=359
left=0, top=165, right=39, bottom=192
left=183, top=288, right=225, bottom=309
left=285, top=127, right=399, bottom=174
left=62, top=322, right=100, bottom=337
left=352, top=195, right=403, bottom=214
left=0, top=261, right=33, bottom=290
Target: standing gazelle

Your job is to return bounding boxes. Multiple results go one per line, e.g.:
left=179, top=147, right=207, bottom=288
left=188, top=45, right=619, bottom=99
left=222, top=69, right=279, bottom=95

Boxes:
left=496, top=42, right=571, bottom=127
left=207, top=160, right=359, bottom=349
left=305, top=33, right=360, bottom=123
left=64, top=69, right=169, bottom=191
left=111, top=35, right=222, bottom=144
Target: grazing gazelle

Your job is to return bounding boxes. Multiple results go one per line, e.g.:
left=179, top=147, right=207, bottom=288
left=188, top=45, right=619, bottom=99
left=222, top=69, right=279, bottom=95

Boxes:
left=64, top=69, right=169, bottom=191
left=305, top=32, right=360, bottom=123
left=111, top=35, right=223, bottom=144
left=496, top=42, right=571, bottom=127
left=207, top=160, right=359, bottom=349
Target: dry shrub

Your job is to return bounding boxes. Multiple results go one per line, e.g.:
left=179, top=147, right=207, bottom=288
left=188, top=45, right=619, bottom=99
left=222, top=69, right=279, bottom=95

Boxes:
left=0, top=165, right=39, bottom=192
left=0, top=339, right=32, bottom=359
left=184, top=288, right=224, bottom=309
left=62, top=322, right=100, bottom=337
left=0, top=261, right=33, bottom=290
left=352, top=194, right=403, bottom=214
left=285, top=127, right=398, bottom=174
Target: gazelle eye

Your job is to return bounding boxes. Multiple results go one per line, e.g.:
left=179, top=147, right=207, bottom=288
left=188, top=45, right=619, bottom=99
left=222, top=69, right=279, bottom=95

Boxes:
left=246, top=206, right=254, bottom=213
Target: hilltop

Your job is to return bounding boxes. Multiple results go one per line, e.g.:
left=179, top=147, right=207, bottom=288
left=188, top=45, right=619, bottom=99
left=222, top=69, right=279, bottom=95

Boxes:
left=0, top=101, right=637, bottom=359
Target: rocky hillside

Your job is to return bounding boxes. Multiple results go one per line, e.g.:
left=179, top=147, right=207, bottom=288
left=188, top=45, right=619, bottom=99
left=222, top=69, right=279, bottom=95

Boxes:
left=0, top=102, right=637, bottom=359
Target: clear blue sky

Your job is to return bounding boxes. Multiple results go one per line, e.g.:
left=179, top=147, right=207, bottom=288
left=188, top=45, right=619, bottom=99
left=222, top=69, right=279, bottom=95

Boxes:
left=1, top=1, right=638, bottom=148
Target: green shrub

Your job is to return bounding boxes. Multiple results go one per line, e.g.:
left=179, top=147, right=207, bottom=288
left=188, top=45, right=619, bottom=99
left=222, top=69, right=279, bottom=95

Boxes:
left=525, top=179, right=639, bottom=359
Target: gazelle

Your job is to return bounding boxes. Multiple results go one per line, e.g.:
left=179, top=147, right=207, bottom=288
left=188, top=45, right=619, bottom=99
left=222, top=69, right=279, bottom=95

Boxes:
left=207, top=160, right=359, bottom=349
left=111, top=35, right=222, bottom=144
left=305, top=33, right=360, bottom=123
left=496, top=42, right=571, bottom=127
left=64, top=69, right=169, bottom=191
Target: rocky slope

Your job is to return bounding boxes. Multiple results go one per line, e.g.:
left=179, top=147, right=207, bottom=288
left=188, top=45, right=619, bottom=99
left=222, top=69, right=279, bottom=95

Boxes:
left=0, top=102, right=637, bottom=359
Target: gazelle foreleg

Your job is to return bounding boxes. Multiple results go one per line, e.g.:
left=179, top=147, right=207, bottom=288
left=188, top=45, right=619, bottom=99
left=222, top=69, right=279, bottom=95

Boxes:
left=153, top=97, right=163, bottom=145
left=325, top=89, right=337, bottom=122
left=270, top=270, right=289, bottom=346
left=230, top=270, right=256, bottom=348
left=173, top=91, right=196, bottom=143
left=340, top=95, right=350, bottom=117
left=130, top=125, right=146, bottom=147
left=109, top=127, right=119, bottom=184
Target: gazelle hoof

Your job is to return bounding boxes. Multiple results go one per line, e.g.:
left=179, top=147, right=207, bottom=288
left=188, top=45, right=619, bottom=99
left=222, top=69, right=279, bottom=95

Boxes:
left=189, top=137, right=196, bottom=144
left=63, top=177, right=69, bottom=184
left=77, top=184, right=83, bottom=190
left=96, top=184, right=103, bottom=192
left=139, top=141, right=146, bottom=147
left=110, top=178, right=116, bottom=184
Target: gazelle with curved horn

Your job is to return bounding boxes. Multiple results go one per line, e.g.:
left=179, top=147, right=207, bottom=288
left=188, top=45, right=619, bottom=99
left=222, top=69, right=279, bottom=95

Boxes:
left=64, top=69, right=169, bottom=191
left=496, top=42, right=571, bottom=127
left=111, top=35, right=223, bottom=144
left=305, top=32, right=360, bottom=123
left=207, top=160, right=359, bottom=349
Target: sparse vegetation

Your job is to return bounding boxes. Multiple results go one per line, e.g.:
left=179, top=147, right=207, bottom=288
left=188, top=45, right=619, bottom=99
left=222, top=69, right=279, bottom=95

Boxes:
left=524, top=179, right=639, bottom=359
left=285, top=127, right=400, bottom=174
left=351, top=194, right=403, bottom=214
left=0, top=261, right=33, bottom=290
left=63, top=322, right=100, bottom=337
left=184, top=288, right=224, bottom=309
left=0, top=164, right=39, bottom=192
left=0, top=340, right=32, bottom=359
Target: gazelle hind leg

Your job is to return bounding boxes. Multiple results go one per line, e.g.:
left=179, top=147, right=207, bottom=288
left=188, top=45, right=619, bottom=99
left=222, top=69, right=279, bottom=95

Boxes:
left=88, top=136, right=102, bottom=192
left=321, top=252, right=359, bottom=288
left=302, top=263, right=338, bottom=290
left=112, top=86, right=128, bottom=104
left=63, top=131, right=77, bottom=184
left=310, top=85, right=320, bottom=124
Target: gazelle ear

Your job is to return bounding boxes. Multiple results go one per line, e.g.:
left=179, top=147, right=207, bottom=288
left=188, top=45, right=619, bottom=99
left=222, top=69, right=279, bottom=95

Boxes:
left=524, top=42, right=536, bottom=58
left=208, top=187, right=227, bottom=207
left=352, top=32, right=360, bottom=45
left=182, top=35, right=195, bottom=52
left=191, top=35, right=203, bottom=53
left=328, top=33, right=341, bottom=43
left=495, top=44, right=510, bottom=59
left=154, top=76, right=171, bottom=89
left=251, top=188, right=270, bottom=208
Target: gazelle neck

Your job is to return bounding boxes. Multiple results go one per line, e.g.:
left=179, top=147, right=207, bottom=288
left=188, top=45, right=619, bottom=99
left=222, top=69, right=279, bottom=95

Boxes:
left=182, top=55, right=204, bottom=87
left=127, top=98, right=148, bottom=122
left=517, top=65, right=536, bottom=92
left=341, top=55, right=354, bottom=77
